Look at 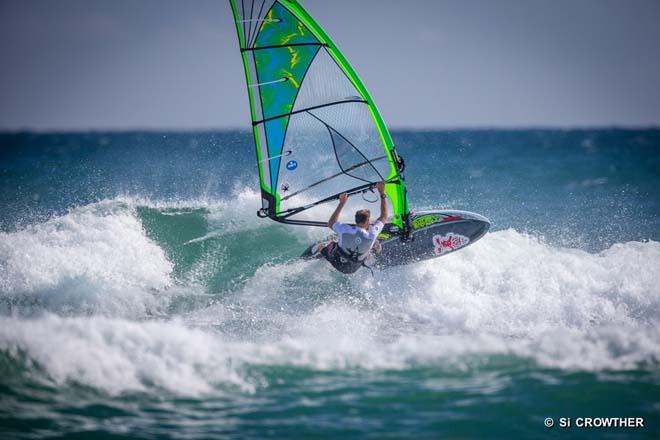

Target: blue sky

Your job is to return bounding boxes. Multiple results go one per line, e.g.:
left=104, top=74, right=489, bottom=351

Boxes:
left=1, top=0, right=659, bottom=129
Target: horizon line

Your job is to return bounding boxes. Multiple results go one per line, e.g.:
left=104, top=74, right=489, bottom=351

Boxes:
left=1, top=124, right=659, bottom=134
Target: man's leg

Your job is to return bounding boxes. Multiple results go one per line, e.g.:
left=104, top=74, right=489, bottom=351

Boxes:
left=319, top=241, right=336, bottom=258
left=312, top=241, right=331, bottom=257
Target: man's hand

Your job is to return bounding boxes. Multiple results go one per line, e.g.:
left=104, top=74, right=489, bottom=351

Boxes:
left=329, top=193, right=349, bottom=229
left=376, top=181, right=386, bottom=195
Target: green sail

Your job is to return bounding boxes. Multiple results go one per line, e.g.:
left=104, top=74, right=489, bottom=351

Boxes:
left=229, top=0, right=409, bottom=229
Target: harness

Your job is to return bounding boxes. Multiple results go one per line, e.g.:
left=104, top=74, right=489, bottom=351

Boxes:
left=324, top=242, right=375, bottom=275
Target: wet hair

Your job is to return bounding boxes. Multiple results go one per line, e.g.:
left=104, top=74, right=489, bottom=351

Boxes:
left=355, top=209, right=370, bottom=225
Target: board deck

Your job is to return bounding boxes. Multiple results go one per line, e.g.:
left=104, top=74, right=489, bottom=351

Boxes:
left=301, top=210, right=490, bottom=269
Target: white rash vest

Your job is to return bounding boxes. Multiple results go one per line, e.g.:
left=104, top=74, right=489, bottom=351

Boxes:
left=332, top=220, right=384, bottom=261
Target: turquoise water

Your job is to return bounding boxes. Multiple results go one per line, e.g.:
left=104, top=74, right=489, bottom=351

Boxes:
left=1, top=130, right=659, bottom=439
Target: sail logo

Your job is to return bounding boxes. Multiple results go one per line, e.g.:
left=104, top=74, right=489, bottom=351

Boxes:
left=432, top=233, right=470, bottom=255
left=286, top=160, right=298, bottom=171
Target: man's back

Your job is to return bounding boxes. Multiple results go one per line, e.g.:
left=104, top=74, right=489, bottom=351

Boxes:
left=319, top=181, right=388, bottom=273
left=332, top=221, right=383, bottom=261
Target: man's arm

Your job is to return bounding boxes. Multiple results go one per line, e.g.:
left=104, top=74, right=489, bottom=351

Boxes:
left=377, top=182, right=388, bottom=223
left=328, top=192, right=348, bottom=229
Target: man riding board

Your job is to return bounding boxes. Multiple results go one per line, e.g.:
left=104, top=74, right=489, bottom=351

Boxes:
left=314, top=181, right=388, bottom=274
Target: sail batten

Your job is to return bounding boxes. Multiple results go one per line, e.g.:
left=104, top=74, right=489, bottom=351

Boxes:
left=252, top=99, right=368, bottom=126
left=229, top=0, right=409, bottom=229
left=241, top=42, right=327, bottom=52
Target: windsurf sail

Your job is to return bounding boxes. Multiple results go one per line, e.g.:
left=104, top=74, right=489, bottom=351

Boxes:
left=229, top=0, right=410, bottom=232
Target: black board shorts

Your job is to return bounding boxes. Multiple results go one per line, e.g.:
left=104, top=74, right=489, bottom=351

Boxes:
left=321, top=242, right=363, bottom=274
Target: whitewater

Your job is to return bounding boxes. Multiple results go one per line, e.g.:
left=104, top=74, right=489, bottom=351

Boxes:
left=2, top=192, right=658, bottom=393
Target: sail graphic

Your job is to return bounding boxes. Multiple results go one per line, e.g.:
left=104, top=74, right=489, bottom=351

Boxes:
left=229, top=0, right=409, bottom=229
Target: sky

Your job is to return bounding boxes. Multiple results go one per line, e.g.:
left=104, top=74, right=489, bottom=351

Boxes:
left=1, top=0, right=659, bottom=130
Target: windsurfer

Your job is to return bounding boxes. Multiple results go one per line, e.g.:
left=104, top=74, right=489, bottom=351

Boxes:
left=314, top=181, right=388, bottom=273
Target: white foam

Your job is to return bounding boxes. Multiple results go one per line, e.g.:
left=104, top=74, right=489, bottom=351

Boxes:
left=231, top=229, right=660, bottom=372
left=392, top=230, right=660, bottom=333
left=191, top=230, right=660, bottom=373
left=2, top=222, right=659, bottom=396
left=0, top=314, right=253, bottom=395
left=0, top=187, right=302, bottom=316
left=0, top=201, right=173, bottom=316
left=359, top=230, right=660, bottom=370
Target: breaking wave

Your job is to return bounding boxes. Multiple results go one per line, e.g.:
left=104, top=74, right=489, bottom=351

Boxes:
left=1, top=191, right=659, bottom=396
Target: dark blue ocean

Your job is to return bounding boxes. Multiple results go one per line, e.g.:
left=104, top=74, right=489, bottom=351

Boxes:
left=1, top=129, right=659, bottom=439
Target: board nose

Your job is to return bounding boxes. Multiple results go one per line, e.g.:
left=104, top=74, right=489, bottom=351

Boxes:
left=453, top=210, right=490, bottom=242
left=473, top=217, right=491, bottom=240
left=469, top=212, right=491, bottom=238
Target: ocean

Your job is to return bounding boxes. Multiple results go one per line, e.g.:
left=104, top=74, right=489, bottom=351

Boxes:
left=0, top=129, right=658, bottom=439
